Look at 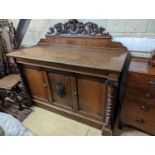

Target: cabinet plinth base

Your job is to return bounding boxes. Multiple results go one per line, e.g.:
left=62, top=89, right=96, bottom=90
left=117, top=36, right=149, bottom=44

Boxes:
left=102, top=124, right=113, bottom=136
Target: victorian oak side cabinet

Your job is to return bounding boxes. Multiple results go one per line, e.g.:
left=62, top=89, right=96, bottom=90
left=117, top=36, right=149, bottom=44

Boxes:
left=7, top=20, right=130, bottom=135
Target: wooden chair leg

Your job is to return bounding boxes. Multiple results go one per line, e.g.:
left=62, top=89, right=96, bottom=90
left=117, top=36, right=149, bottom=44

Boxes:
left=17, top=95, right=24, bottom=111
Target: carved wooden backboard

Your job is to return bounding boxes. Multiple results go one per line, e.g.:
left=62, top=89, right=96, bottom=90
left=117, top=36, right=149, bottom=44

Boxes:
left=39, top=19, right=127, bottom=50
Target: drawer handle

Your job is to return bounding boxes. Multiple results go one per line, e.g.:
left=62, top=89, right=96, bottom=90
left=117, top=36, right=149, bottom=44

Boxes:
left=148, top=81, right=155, bottom=88
left=73, top=91, right=77, bottom=95
left=136, top=118, right=144, bottom=124
left=140, top=105, right=149, bottom=112
left=144, top=93, right=153, bottom=99
left=43, top=84, right=47, bottom=88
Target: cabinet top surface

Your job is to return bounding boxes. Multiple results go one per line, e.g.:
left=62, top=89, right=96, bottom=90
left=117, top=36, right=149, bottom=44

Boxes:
left=129, top=57, right=155, bottom=76
left=7, top=45, right=128, bottom=72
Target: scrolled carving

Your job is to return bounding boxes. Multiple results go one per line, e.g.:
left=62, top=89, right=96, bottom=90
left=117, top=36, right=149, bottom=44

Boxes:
left=47, top=19, right=111, bottom=37
left=0, top=19, right=10, bottom=29
left=54, top=81, right=66, bottom=98
left=0, top=88, right=23, bottom=110
left=0, top=62, right=5, bottom=78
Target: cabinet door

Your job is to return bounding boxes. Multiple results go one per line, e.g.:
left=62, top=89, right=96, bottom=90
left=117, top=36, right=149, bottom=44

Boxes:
left=22, top=66, right=51, bottom=104
left=77, top=76, right=106, bottom=120
left=48, top=72, right=73, bottom=109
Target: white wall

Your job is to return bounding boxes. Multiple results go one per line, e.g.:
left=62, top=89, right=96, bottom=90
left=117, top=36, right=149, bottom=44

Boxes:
left=9, top=19, right=155, bottom=51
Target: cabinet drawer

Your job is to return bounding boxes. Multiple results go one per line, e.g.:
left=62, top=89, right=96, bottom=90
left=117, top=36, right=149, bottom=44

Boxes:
left=121, top=105, right=155, bottom=135
left=128, top=73, right=155, bottom=88
left=126, top=86, right=155, bottom=104
left=123, top=100, right=155, bottom=115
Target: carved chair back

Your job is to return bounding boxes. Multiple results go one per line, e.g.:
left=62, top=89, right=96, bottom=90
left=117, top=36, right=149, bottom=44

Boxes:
left=0, top=20, right=32, bottom=112
left=0, top=19, right=18, bottom=78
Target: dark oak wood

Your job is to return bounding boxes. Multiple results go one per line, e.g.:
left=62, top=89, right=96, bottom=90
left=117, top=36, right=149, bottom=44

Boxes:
left=48, top=72, right=73, bottom=109
left=0, top=19, right=32, bottom=115
left=120, top=57, right=155, bottom=135
left=7, top=20, right=128, bottom=135
left=46, top=19, right=111, bottom=37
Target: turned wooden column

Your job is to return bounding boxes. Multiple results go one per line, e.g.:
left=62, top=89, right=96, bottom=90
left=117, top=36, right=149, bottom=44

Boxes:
left=102, top=80, right=118, bottom=136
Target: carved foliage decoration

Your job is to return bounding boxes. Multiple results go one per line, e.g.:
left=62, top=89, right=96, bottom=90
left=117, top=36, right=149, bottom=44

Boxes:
left=54, top=81, right=66, bottom=98
left=0, top=19, right=17, bottom=50
left=0, top=19, right=10, bottom=29
left=47, top=19, right=111, bottom=37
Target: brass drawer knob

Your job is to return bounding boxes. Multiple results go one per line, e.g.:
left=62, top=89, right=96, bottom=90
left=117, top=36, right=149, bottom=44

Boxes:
left=148, top=81, right=155, bottom=88
left=136, top=118, right=144, bottom=124
left=43, top=84, right=47, bottom=88
left=74, top=91, right=77, bottom=95
left=144, top=93, right=153, bottom=99
left=140, top=105, right=149, bottom=112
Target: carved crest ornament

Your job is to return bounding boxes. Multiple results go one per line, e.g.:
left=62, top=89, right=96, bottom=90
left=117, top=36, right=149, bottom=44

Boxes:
left=47, top=19, right=111, bottom=37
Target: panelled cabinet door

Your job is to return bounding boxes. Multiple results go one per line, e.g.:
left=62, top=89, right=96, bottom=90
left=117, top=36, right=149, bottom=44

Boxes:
left=48, top=72, right=73, bottom=109
left=76, top=75, right=106, bottom=120
left=22, top=66, right=51, bottom=104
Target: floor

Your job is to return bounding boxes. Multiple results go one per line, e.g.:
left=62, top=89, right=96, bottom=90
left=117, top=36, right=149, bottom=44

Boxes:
left=23, top=106, right=149, bottom=136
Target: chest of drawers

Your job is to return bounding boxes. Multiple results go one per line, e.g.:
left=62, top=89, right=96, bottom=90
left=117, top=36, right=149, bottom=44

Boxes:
left=120, top=57, right=155, bottom=135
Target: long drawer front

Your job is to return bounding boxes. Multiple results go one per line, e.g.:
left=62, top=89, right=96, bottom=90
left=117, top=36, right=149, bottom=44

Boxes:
left=128, top=73, right=155, bottom=88
left=121, top=100, right=155, bottom=135
left=126, top=86, right=155, bottom=104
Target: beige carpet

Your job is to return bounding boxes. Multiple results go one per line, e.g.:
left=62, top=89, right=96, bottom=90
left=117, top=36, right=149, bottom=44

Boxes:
left=23, top=106, right=149, bottom=136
